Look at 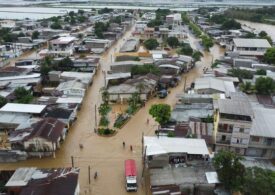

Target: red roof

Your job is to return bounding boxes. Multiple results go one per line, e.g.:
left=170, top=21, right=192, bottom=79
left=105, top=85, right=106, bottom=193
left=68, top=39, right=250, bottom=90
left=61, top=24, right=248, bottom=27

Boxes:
left=125, top=159, right=137, bottom=177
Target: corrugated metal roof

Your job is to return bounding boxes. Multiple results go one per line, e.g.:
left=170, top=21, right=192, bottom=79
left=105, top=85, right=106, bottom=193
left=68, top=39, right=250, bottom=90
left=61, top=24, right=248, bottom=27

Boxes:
left=0, top=103, right=46, bottom=114
left=233, top=38, right=271, bottom=48
left=144, top=136, right=209, bottom=156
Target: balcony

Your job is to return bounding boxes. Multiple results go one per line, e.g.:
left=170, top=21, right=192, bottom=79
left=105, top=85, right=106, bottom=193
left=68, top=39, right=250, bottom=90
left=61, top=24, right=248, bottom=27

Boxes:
left=217, top=129, right=233, bottom=134
left=216, top=140, right=230, bottom=145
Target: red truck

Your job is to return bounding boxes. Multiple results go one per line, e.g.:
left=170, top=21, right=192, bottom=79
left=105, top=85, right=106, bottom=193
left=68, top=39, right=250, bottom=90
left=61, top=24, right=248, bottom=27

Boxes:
left=125, top=159, right=138, bottom=192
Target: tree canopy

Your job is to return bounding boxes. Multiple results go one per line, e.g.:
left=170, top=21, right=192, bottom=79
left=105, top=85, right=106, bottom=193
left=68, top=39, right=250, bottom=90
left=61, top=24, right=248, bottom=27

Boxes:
left=167, top=37, right=179, bottom=48
left=255, top=77, right=275, bottom=95
left=149, top=104, right=171, bottom=126
left=144, top=38, right=159, bottom=50
left=178, top=43, right=193, bottom=56
left=131, top=64, right=160, bottom=76
left=14, top=87, right=33, bottom=104
left=213, top=150, right=245, bottom=192
left=0, top=96, right=7, bottom=108
left=228, top=68, right=253, bottom=80
left=263, top=48, right=275, bottom=65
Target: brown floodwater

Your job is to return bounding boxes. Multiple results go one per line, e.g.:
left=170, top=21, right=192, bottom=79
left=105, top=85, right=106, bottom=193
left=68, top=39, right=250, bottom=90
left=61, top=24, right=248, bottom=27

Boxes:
left=0, top=24, right=225, bottom=195
left=237, top=19, right=275, bottom=40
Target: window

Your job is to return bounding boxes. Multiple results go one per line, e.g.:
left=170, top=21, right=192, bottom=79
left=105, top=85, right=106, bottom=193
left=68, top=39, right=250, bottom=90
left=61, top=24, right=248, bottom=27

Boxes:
left=266, top=138, right=273, bottom=146
left=235, top=148, right=240, bottom=154
left=239, top=128, right=244, bottom=133
left=252, top=136, right=260, bottom=142
left=222, top=135, right=226, bottom=141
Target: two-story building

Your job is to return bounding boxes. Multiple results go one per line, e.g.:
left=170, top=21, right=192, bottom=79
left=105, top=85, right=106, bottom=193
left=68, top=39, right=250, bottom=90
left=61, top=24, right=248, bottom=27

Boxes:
left=215, top=92, right=254, bottom=155
left=49, top=36, right=76, bottom=56
left=232, top=38, right=271, bottom=57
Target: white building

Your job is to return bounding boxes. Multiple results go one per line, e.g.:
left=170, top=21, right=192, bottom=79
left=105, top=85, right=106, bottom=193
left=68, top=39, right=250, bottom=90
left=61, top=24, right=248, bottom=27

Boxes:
left=49, top=36, right=76, bottom=56
left=232, top=38, right=271, bottom=57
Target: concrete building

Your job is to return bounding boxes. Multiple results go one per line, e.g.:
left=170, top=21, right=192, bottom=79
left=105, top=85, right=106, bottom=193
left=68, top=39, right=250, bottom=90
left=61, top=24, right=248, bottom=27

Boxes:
left=215, top=92, right=254, bottom=155
left=56, top=80, right=86, bottom=98
left=49, top=36, right=76, bottom=56
left=247, top=107, right=275, bottom=158
left=232, top=38, right=271, bottom=57
left=110, top=61, right=143, bottom=73
left=120, top=38, right=139, bottom=52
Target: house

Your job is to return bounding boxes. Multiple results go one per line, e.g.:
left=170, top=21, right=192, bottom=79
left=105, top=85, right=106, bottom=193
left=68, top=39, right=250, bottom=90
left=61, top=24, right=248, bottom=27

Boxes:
left=0, top=20, right=16, bottom=28
left=83, top=38, right=112, bottom=54
left=9, top=118, right=67, bottom=156
left=171, top=94, right=214, bottom=123
left=108, top=73, right=158, bottom=102
left=56, top=80, right=86, bottom=98
left=165, top=13, right=182, bottom=25
left=5, top=167, right=80, bottom=195
left=232, top=38, right=271, bottom=57
left=0, top=103, right=46, bottom=117
left=247, top=107, right=275, bottom=158
left=215, top=92, right=254, bottom=155
left=135, top=21, right=147, bottom=33
left=110, top=61, right=143, bottom=73
left=49, top=36, right=76, bottom=56
left=194, top=77, right=236, bottom=97
left=120, top=38, right=139, bottom=52
left=144, top=136, right=215, bottom=195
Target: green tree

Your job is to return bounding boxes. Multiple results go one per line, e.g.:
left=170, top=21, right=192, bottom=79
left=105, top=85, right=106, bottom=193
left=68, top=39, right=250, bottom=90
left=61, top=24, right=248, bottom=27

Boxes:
left=167, top=37, right=179, bottom=48
left=0, top=96, right=7, bottom=108
left=128, top=92, right=141, bottom=110
left=131, top=64, right=160, bottom=76
left=14, top=87, right=33, bottom=104
left=255, top=77, right=275, bottom=95
left=255, top=69, right=266, bottom=75
left=192, top=51, right=203, bottom=62
left=259, top=31, right=267, bottom=37
left=144, top=38, right=159, bottom=50
left=149, top=104, right=171, bottom=126
left=69, top=11, right=75, bottom=17
left=178, top=43, right=193, bottom=56
left=50, top=22, right=62, bottom=29
left=58, top=57, right=74, bottom=68
left=17, top=32, right=25, bottom=37
left=201, top=35, right=214, bottom=51
left=78, top=9, right=85, bottom=15
left=228, top=68, right=253, bottom=79
left=263, top=48, right=275, bottom=64
left=243, top=167, right=275, bottom=195
left=100, top=87, right=110, bottom=104
left=221, top=19, right=241, bottom=30
left=31, top=31, right=40, bottom=39
left=213, top=150, right=245, bottom=192
left=239, top=81, right=254, bottom=94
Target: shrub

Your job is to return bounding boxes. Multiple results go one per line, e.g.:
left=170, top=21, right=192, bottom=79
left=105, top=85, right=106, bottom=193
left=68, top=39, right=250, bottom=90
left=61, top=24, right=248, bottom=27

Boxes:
left=114, top=114, right=130, bottom=128
left=98, top=128, right=116, bottom=135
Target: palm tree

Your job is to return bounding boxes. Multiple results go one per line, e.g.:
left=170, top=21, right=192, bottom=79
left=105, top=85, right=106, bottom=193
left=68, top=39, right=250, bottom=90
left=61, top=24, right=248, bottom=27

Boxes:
left=239, top=82, right=253, bottom=94
left=100, top=87, right=110, bottom=104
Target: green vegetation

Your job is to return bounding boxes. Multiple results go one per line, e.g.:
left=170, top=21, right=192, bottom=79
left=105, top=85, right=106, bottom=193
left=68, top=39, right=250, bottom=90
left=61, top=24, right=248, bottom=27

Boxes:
left=110, top=16, right=123, bottom=24
left=98, top=128, right=116, bottom=135
left=181, top=12, right=190, bottom=24
left=98, top=7, right=113, bottom=14
left=189, top=22, right=202, bottom=37
left=201, top=35, right=214, bottom=51
left=243, top=167, right=275, bottom=195
left=228, top=68, right=253, bottom=80
left=239, top=81, right=254, bottom=94
left=131, top=64, right=160, bottom=76
left=167, top=131, right=175, bottom=137
left=116, top=55, right=140, bottom=62
left=255, top=77, right=275, bottom=95
left=14, top=87, right=33, bottom=104
left=192, top=51, right=203, bottom=62
left=149, top=104, right=171, bottom=126
left=214, top=150, right=275, bottom=194
left=50, top=22, right=62, bottom=29
left=255, top=69, right=267, bottom=75
left=57, top=57, right=74, bottom=70
left=31, top=31, right=40, bottom=39
left=258, top=31, right=273, bottom=45
left=0, top=28, right=18, bottom=43
left=178, top=43, right=193, bottom=56
left=114, top=114, right=129, bottom=129
left=144, top=38, right=159, bottom=50
left=211, top=60, right=219, bottom=68
left=224, top=7, right=275, bottom=25
left=101, top=87, right=110, bottom=104
left=127, top=92, right=142, bottom=114
left=167, top=37, right=179, bottom=48
left=94, top=22, right=109, bottom=39
left=0, top=96, right=7, bottom=108
left=263, top=48, right=275, bottom=65
left=221, top=19, right=241, bottom=30
left=147, top=19, right=163, bottom=27
left=213, top=150, right=245, bottom=192
left=99, top=116, right=109, bottom=126
left=155, top=9, right=171, bottom=20
left=98, top=103, right=111, bottom=116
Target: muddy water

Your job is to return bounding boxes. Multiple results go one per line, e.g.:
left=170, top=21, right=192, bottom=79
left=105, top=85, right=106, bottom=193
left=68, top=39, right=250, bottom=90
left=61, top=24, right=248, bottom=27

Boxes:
left=238, top=19, right=275, bottom=40
left=0, top=24, right=224, bottom=195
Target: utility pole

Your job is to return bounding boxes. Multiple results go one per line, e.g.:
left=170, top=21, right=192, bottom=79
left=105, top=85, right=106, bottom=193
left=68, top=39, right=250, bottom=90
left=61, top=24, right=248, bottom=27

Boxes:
left=88, top=166, right=91, bottom=184
left=71, top=156, right=74, bottom=167
left=95, top=104, right=97, bottom=132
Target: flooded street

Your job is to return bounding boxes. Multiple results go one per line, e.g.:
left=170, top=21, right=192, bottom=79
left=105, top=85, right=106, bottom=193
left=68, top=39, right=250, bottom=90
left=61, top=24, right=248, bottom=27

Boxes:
left=0, top=24, right=224, bottom=195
